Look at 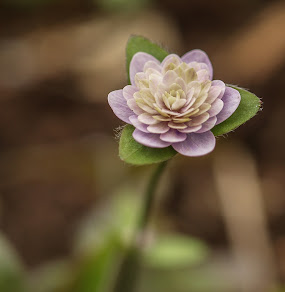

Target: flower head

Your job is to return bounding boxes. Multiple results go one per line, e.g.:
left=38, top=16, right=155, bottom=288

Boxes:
left=108, top=50, right=241, bottom=156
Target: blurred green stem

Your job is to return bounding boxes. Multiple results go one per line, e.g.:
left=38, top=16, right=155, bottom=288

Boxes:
left=113, top=161, right=168, bottom=292
left=138, top=160, right=168, bottom=231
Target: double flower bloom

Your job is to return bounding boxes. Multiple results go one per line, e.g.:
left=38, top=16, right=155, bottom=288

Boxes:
left=108, top=50, right=241, bottom=156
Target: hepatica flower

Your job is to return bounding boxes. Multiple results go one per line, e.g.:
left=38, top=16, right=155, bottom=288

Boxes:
left=108, top=36, right=260, bottom=164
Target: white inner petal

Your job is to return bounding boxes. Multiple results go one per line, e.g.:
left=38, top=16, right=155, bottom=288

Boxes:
left=132, top=56, right=218, bottom=132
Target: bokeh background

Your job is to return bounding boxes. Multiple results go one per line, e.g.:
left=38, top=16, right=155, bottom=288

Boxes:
left=0, top=0, right=284, bottom=291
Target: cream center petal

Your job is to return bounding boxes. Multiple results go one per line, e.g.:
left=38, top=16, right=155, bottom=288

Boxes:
left=133, top=60, right=213, bottom=128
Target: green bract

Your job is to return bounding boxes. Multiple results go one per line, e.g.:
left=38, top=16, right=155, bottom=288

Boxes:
left=119, top=125, right=177, bottom=165
left=119, top=36, right=261, bottom=165
left=211, top=86, right=261, bottom=136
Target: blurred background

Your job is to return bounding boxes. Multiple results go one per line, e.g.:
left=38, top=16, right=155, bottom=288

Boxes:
left=0, top=0, right=284, bottom=291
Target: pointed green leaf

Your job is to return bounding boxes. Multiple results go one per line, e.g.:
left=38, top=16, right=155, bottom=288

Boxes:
left=211, top=86, right=261, bottom=136
left=119, top=125, right=177, bottom=165
left=126, top=35, right=169, bottom=84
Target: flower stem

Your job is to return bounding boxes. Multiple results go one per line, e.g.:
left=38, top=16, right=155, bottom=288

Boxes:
left=137, top=160, right=168, bottom=232
left=113, top=161, right=168, bottom=292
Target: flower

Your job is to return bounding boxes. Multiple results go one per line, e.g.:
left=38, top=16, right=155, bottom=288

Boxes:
left=108, top=50, right=241, bottom=156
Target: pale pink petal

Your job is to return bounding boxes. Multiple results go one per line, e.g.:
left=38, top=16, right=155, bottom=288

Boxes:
left=208, top=99, right=224, bottom=117
left=138, top=113, right=159, bottom=125
left=192, top=92, right=208, bottom=108
left=189, top=81, right=202, bottom=98
left=147, top=122, right=169, bottom=134
left=129, top=115, right=149, bottom=133
left=174, top=77, right=187, bottom=92
left=197, top=69, right=210, bottom=82
left=178, top=107, right=197, bottom=117
left=149, top=74, right=162, bottom=96
left=123, top=85, right=138, bottom=100
left=181, top=49, right=213, bottom=80
left=163, top=70, right=178, bottom=86
left=172, top=99, right=187, bottom=111
left=108, top=90, right=133, bottom=124
left=173, top=131, right=216, bottom=157
left=161, top=108, right=180, bottom=116
left=178, top=125, right=202, bottom=133
left=188, top=113, right=210, bottom=126
left=196, top=116, right=217, bottom=133
left=184, top=87, right=195, bottom=106
left=181, top=97, right=196, bottom=113
left=127, top=98, right=144, bottom=115
left=199, top=63, right=210, bottom=71
left=168, top=121, right=187, bottom=129
left=135, top=98, right=157, bottom=114
left=130, top=52, right=159, bottom=85
left=193, top=103, right=211, bottom=116
left=145, top=68, right=161, bottom=79
left=211, top=80, right=226, bottom=98
left=206, top=86, right=222, bottom=104
left=144, top=61, right=162, bottom=73
left=188, top=61, right=203, bottom=72
left=160, top=129, right=187, bottom=143
left=133, top=129, right=171, bottom=148
left=154, top=93, right=165, bottom=109
left=216, top=87, right=241, bottom=124
left=134, top=72, right=147, bottom=88
left=161, top=54, right=182, bottom=66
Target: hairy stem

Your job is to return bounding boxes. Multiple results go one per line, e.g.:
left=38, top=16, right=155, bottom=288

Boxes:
left=138, top=160, right=168, bottom=231
left=113, top=161, right=168, bottom=292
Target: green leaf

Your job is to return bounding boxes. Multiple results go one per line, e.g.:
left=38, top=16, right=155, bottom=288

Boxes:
left=211, top=86, right=261, bottom=136
left=119, top=125, right=177, bottom=165
left=143, top=234, right=209, bottom=269
left=72, top=236, right=122, bottom=292
left=126, top=36, right=169, bottom=84
left=0, top=234, right=28, bottom=292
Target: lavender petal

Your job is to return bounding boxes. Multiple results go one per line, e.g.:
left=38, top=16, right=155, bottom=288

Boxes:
left=130, top=52, right=159, bottom=85
left=173, top=131, right=216, bottom=157
left=181, top=49, right=213, bottom=80
left=133, top=129, right=171, bottom=148
left=160, top=129, right=187, bottom=143
left=216, top=87, right=241, bottom=124
left=108, top=90, right=133, bottom=124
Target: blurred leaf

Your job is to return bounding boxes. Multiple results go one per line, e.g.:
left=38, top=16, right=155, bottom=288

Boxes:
left=71, top=235, right=122, bottom=292
left=71, top=187, right=142, bottom=292
left=143, top=234, right=209, bottom=269
left=126, top=35, right=169, bottom=84
left=96, top=0, right=149, bottom=12
left=138, top=268, right=232, bottom=292
left=119, top=125, right=177, bottom=165
left=0, top=234, right=28, bottom=292
left=29, top=260, right=71, bottom=292
left=211, top=86, right=261, bottom=136
left=74, top=186, right=141, bottom=253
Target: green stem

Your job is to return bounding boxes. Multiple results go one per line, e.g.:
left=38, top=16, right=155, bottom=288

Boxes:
left=113, top=161, right=168, bottom=292
left=137, top=160, right=168, bottom=231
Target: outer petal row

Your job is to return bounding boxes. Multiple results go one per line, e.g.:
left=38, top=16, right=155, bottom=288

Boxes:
left=133, top=129, right=171, bottom=148
left=108, top=90, right=133, bottom=124
left=172, top=131, right=216, bottom=156
left=132, top=128, right=216, bottom=157
left=216, top=86, right=241, bottom=125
